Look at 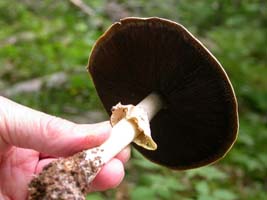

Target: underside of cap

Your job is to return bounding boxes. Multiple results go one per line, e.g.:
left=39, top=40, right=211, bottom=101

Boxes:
left=88, top=17, right=238, bottom=170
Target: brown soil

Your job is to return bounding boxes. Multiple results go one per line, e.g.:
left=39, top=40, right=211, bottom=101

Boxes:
left=28, top=151, right=102, bottom=200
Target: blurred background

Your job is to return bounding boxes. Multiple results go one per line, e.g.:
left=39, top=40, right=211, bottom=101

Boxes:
left=0, top=0, right=266, bottom=199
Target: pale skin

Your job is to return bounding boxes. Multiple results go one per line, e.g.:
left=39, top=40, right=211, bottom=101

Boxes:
left=0, top=96, right=130, bottom=200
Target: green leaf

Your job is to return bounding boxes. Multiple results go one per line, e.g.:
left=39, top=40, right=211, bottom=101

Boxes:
left=86, top=193, right=104, bottom=200
left=195, top=181, right=210, bottom=195
left=130, top=186, right=157, bottom=199
left=186, top=166, right=228, bottom=180
left=212, top=189, right=238, bottom=200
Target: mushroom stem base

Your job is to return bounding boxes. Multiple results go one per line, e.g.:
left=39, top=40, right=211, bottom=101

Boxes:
left=28, top=119, right=137, bottom=200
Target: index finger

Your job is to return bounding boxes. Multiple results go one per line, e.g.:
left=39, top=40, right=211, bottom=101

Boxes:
left=0, top=96, right=111, bottom=156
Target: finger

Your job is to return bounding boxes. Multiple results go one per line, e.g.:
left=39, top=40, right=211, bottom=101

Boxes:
left=89, top=158, right=125, bottom=192
left=39, top=153, right=56, bottom=159
left=0, top=97, right=111, bottom=156
left=115, top=146, right=131, bottom=164
left=0, top=134, right=11, bottom=155
left=35, top=158, right=57, bottom=174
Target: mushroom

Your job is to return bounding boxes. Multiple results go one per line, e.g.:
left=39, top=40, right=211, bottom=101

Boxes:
left=28, top=17, right=238, bottom=199
left=89, top=17, right=238, bottom=169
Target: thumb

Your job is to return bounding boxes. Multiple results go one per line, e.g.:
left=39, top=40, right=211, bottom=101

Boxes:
left=0, top=96, right=111, bottom=156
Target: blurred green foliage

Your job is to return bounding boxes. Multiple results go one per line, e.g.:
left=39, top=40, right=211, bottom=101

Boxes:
left=0, top=0, right=266, bottom=199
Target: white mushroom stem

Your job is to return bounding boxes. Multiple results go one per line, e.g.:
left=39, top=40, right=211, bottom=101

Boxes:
left=84, top=92, right=163, bottom=181
left=138, top=92, right=163, bottom=121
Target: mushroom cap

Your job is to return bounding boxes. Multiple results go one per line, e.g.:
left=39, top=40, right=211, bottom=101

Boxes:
left=88, top=17, right=238, bottom=170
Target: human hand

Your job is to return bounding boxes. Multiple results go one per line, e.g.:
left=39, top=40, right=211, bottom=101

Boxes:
left=0, top=96, right=130, bottom=200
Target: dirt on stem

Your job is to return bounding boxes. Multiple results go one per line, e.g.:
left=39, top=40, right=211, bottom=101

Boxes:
left=28, top=150, right=103, bottom=200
